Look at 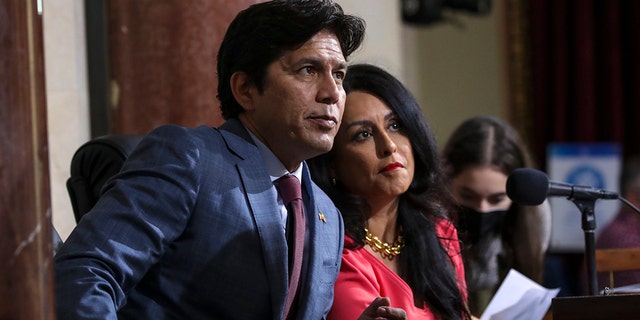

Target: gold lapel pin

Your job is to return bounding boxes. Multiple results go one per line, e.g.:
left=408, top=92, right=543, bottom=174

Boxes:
left=318, top=211, right=326, bottom=224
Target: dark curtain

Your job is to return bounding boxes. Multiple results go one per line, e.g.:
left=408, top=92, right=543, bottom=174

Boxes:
left=528, top=0, right=640, bottom=169
left=515, top=0, right=640, bottom=297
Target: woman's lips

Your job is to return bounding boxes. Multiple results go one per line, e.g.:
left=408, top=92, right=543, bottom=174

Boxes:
left=381, top=162, right=403, bottom=172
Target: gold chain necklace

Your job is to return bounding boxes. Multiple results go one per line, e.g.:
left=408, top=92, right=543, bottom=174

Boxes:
left=364, top=228, right=405, bottom=260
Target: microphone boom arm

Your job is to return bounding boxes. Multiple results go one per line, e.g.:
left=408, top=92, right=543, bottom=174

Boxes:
left=561, top=184, right=620, bottom=201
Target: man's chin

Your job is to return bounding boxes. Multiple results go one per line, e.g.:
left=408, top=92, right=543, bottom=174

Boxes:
left=303, top=138, right=334, bottom=158
left=318, top=136, right=336, bottom=152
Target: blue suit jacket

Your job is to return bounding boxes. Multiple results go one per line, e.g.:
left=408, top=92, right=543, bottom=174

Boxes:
left=55, top=119, right=344, bottom=319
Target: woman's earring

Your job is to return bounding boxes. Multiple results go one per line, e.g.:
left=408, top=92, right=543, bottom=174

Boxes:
left=331, top=177, right=337, bottom=186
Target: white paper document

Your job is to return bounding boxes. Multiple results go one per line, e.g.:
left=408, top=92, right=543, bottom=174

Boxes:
left=480, top=269, right=560, bottom=320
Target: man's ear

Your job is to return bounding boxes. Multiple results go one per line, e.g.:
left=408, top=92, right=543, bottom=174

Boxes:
left=230, top=71, right=255, bottom=111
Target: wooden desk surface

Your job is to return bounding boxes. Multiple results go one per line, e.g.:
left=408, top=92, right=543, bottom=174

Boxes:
left=552, top=294, right=640, bottom=320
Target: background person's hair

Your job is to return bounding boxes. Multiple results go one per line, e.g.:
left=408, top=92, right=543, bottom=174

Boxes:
left=216, top=0, right=366, bottom=120
left=442, top=115, right=533, bottom=179
left=309, top=63, right=470, bottom=320
left=620, top=155, right=640, bottom=196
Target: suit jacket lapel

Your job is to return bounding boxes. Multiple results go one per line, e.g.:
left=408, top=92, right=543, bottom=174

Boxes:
left=298, top=164, right=320, bottom=310
left=297, top=162, right=344, bottom=319
left=219, top=119, right=289, bottom=318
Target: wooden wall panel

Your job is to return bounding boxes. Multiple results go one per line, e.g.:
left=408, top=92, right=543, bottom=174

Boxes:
left=107, top=0, right=261, bottom=135
left=0, top=0, right=54, bottom=319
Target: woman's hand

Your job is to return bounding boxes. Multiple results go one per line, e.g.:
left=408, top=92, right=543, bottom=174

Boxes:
left=358, top=297, right=407, bottom=320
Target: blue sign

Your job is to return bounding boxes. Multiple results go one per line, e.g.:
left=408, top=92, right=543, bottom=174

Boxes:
left=546, top=143, right=621, bottom=251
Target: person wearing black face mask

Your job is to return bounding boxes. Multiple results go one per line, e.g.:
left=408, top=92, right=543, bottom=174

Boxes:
left=459, top=207, right=509, bottom=245
left=441, top=116, right=552, bottom=316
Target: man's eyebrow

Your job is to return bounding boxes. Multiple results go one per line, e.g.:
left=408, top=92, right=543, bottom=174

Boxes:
left=335, top=61, right=348, bottom=70
left=296, top=57, right=347, bottom=70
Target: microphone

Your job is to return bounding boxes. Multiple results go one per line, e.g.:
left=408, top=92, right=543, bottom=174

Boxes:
left=506, top=168, right=619, bottom=206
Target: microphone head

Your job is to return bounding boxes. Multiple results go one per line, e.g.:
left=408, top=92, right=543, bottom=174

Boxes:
left=506, top=168, right=550, bottom=205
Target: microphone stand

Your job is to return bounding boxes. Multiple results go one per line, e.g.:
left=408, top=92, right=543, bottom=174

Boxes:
left=570, top=197, right=598, bottom=296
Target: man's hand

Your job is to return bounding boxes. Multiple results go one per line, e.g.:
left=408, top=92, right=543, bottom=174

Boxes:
left=358, top=297, right=407, bottom=320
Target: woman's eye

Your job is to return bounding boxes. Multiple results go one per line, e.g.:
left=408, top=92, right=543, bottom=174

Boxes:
left=389, top=121, right=401, bottom=131
left=354, top=130, right=372, bottom=141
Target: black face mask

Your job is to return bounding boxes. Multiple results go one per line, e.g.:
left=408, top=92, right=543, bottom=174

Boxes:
left=458, top=207, right=509, bottom=244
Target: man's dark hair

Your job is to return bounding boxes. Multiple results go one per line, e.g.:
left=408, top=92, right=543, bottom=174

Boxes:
left=217, top=0, right=366, bottom=119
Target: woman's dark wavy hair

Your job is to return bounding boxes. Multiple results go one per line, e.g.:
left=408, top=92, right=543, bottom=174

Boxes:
left=217, top=0, right=366, bottom=120
left=308, top=64, right=470, bottom=320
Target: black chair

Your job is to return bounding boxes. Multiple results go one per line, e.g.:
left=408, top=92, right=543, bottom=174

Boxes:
left=66, top=134, right=143, bottom=223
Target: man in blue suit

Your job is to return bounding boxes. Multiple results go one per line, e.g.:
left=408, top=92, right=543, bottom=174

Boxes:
left=54, top=1, right=371, bottom=319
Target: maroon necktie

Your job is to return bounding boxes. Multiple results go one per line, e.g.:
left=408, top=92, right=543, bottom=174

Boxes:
left=276, top=174, right=305, bottom=319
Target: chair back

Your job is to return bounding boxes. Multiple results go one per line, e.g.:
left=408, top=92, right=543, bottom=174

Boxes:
left=66, top=134, right=143, bottom=223
left=595, top=247, right=640, bottom=290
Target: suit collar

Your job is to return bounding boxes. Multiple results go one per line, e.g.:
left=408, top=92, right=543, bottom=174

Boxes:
left=219, top=118, right=251, bottom=142
left=218, top=118, right=254, bottom=160
left=220, top=118, right=304, bottom=182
